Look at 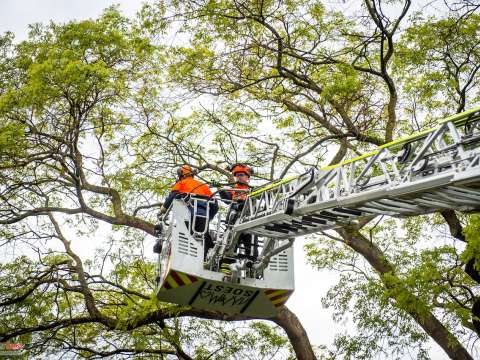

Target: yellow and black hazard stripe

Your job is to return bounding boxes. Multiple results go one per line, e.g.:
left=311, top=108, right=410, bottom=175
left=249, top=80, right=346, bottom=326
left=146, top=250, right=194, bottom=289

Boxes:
left=264, top=289, right=293, bottom=308
left=161, top=271, right=198, bottom=291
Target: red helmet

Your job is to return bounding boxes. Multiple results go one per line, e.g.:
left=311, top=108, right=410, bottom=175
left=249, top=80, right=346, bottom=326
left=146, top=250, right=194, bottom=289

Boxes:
left=177, top=165, right=195, bottom=179
left=229, top=163, right=253, bottom=177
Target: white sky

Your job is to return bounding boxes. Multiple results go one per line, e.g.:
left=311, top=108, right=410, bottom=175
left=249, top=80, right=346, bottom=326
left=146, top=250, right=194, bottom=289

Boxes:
left=0, top=1, right=450, bottom=359
left=0, top=0, right=142, bottom=41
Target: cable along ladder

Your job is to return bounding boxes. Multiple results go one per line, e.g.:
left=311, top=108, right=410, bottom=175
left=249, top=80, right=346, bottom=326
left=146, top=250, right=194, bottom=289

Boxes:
left=156, top=107, right=480, bottom=318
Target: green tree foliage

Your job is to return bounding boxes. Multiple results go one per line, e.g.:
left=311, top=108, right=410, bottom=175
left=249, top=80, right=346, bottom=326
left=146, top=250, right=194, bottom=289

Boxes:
left=0, top=8, right=300, bottom=359
left=0, top=1, right=480, bottom=359
left=139, top=0, right=480, bottom=358
left=306, top=216, right=477, bottom=359
left=397, top=13, right=480, bottom=114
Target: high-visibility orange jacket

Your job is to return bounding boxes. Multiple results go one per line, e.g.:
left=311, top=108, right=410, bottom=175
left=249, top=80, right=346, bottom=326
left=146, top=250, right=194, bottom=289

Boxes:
left=171, top=177, right=213, bottom=197
left=220, top=182, right=249, bottom=202
left=163, top=177, right=216, bottom=216
left=230, top=183, right=249, bottom=201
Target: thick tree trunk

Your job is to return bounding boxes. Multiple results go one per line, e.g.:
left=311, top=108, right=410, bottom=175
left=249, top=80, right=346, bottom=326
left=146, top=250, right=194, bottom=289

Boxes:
left=272, top=306, right=317, bottom=360
left=441, top=210, right=466, bottom=242
left=337, top=228, right=473, bottom=360
left=166, top=307, right=317, bottom=359
left=441, top=210, right=480, bottom=336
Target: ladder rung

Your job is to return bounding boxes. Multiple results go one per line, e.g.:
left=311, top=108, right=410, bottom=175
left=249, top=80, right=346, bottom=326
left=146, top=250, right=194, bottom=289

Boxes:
left=376, top=199, right=423, bottom=211
left=357, top=206, right=397, bottom=216
left=302, top=216, right=327, bottom=225
left=282, top=221, right=308, bottom=231
left=312, top=212, right=337, bottom=221
left=332, top=207, right=363, bottom=216
left=420, top=193, right=458, bottom=206
left=273, top=223, right=300, bottom=233
left=414, top=198, right=451, bottom=208
left=264, top=225, right=290, bottom=234
left=323, top=210, right=351, bottom=218
left=365, top=201, right=417, bottom=214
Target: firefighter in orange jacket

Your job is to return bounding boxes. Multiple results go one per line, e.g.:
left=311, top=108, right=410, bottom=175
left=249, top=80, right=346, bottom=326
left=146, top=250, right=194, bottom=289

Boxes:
left=157, top=165, right=218, bottom=259
left=220, top=163, right=252, bottom=202
left=220, top=164, right=258, bottom=267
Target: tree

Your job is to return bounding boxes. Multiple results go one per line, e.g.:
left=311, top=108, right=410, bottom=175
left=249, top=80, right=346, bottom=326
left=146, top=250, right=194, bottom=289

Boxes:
left=304, top=215, right=479, bottom=359
left=396, top=12, right=480, bottom=115
left=0, top=8, right=313, bottom=359
left=139, top=0, right=480, bottom=358
left=1, top=1, right=479, bottom=359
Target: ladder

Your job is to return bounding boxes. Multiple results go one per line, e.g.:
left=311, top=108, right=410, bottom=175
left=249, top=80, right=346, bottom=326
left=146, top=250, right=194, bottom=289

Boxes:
left=232, top=107, right=480, bottom=241
left=156, top=107, right=480, bottom=315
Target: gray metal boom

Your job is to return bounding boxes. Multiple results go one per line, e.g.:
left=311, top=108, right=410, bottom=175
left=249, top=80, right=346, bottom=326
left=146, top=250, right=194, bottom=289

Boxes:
left=233, top=108, right=480, bottom=240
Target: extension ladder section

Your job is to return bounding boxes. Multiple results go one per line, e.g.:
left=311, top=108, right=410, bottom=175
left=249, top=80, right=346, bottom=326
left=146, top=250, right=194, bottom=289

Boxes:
left=234, top=107, right=480, bottom=239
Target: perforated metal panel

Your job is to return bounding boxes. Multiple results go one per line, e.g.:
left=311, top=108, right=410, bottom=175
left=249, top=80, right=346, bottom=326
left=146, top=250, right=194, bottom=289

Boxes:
left=177, top=232, right=198, bottom=257
left=268, top=251, right=289, bottom=272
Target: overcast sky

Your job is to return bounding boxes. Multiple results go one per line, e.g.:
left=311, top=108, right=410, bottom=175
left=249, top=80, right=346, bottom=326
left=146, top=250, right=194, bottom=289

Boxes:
left=0, top=1, right=451, bottom=358
left=0, top=0, right=144, bottom=41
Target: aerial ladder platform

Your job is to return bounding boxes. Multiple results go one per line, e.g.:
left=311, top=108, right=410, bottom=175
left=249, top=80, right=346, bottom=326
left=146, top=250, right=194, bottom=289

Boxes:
left=155, top=107, right=480, bottom=318
left=235, top=107, right=480, bottom=238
